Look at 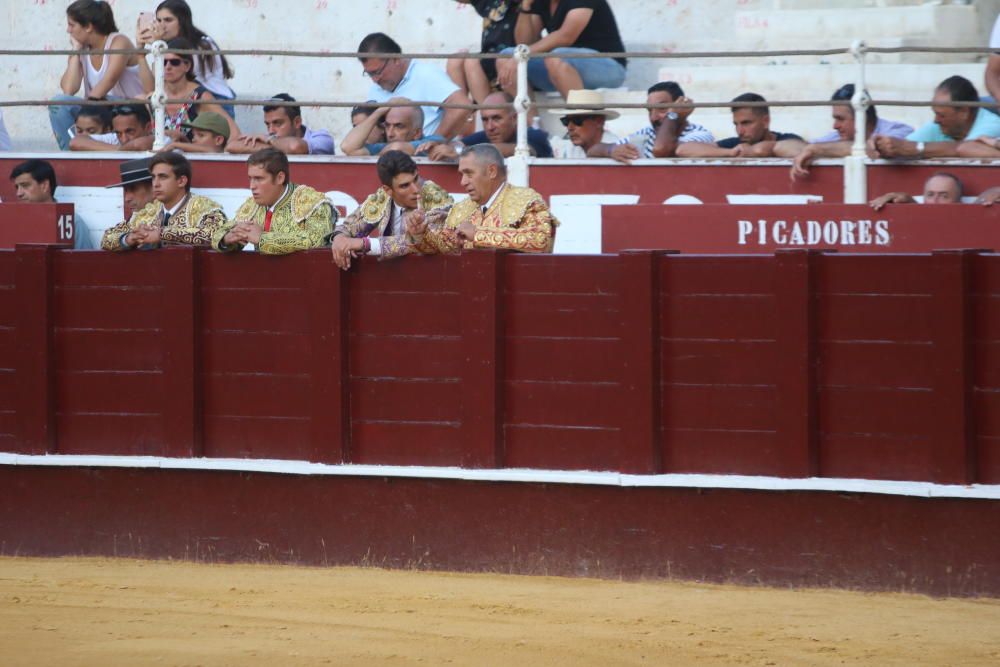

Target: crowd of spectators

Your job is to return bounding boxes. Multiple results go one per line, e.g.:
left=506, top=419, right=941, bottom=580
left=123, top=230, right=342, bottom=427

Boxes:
left=0, top=0, right=997, bottom=215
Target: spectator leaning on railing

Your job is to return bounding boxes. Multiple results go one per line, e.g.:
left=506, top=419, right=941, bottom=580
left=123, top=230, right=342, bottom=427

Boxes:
left=588, top=81, right=715, bottom=163
left=417, top=91, right=554, bottom=161
left=677, top=93, right=804, bottom=158
left=549, top=89, right=619, bottom=159
left=71, top=103, right=153, bottom=152
left=788, top=84, right=913, bottom=181
left=341, top=98, right=445, bottom=157
left=227, top=94, right=332, bottom=156
left=50, top=0, right=148, bottom=151
left=875, top=76, right=1000, bottom=159
left=869, top=173, right=964, bottom=210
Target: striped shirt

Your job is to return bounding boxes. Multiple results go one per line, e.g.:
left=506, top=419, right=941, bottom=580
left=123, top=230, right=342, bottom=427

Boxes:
left=617, top=122, right=715, bottom=158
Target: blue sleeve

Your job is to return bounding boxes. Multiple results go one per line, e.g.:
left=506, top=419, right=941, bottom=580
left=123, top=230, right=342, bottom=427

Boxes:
left=365, top=142, right=385, bottom=155
left=306, top=129, right=335, bottom=155
left=969, top=109, right=1000, bottom=139
left=73, top=216, right=94, bottom=250
left=906, top=122, right=944, bottom=142
left=716, top=137, right=740, bottom=149
left=461, top=131, right=488, bottom=146
left=527, top=128, right=553, bottom=157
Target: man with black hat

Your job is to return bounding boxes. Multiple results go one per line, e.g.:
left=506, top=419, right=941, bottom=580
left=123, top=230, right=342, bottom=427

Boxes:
left=100, top=153, right=227, bottom=251
left=163, top=111, right=230, bottom=154
left=104, top=157, right=155, bottom=220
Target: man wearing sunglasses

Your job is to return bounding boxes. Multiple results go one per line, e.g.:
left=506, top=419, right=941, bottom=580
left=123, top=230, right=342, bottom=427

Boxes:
left=67, top=103, right=154, bottom=152
left=550, top=89, right=619, bottom=159
left=358, top=32, right=471, bottom=140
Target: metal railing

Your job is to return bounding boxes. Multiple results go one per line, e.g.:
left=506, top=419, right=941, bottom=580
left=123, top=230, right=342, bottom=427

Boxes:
left=1, top=43, right=995, bottom=203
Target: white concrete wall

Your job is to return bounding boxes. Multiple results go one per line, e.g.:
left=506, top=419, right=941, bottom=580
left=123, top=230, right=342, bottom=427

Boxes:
left=0, top=0, right=992, bottom=151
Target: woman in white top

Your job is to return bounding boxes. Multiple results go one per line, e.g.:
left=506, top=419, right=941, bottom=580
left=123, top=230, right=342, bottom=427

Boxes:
left=136, top=0, right=236, bottom=118
left=50, top=0, right=148, bottom=150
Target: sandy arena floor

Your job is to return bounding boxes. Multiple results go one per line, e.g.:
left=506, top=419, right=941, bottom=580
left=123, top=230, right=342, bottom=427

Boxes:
left=1, top=558, right=999, bottom=666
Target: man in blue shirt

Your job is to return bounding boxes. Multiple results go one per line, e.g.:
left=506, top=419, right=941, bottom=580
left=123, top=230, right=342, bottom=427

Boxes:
left=358, top=32, right=471, bottom=140
left=874, top=76, right=1000, bottom=159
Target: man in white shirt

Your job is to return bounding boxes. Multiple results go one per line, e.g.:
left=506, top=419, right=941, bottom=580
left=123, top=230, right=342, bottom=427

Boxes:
left=357, top=32, right=471, bottom=140
left=589, top=81, right=715, bottom=162
left=550, top=89, right=620, bottom=159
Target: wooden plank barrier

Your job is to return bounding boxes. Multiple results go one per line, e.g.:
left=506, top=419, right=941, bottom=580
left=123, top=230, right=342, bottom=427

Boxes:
left=0, top=245, right=997, bottom=484
left=602, top=204, right=1000, bottom=254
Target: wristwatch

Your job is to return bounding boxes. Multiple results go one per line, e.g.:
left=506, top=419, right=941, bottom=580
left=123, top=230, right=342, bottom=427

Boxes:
left=915, top=141, right=925, bottom=159
left=666, top=112, right=679, bottom=121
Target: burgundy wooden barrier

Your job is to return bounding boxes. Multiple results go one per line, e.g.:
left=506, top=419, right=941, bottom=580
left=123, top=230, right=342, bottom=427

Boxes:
left=0, top=203, right=76, bottom=248
left=602, top=204, right=1000, bottom=254
left=1, top=156, right=998, bottom=207
left=0, top=245, right=998, bottom=485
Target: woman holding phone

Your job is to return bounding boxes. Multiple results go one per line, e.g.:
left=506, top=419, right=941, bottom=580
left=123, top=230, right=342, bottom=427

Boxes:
left=136, top=0, right=236, bottom=118
left=50, top=0, right=148, bottom=150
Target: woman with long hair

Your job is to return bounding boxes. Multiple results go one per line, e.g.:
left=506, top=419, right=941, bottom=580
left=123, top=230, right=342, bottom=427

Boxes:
left=156, top=38, right=239, bottom=146
left=136, top=0, right=236, bottom=117
left=50, top=0, right=148, bottom=150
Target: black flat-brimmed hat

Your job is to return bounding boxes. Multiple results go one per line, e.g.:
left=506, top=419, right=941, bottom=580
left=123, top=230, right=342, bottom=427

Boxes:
left=105, top=157, right=154, bottom=188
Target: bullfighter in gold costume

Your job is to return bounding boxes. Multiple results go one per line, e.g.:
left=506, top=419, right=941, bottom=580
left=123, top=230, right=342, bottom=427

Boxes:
left=213, top=148, right=335, bottom=255
left=410, top=144, right=557, bottom=255
left=100, top=152, right=227, bottom=251
left=330, top=150, right=452, bottom=269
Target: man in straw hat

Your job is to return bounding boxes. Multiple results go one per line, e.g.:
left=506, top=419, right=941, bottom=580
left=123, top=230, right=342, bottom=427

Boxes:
left=550, top=89, right=620, bottom=159
left=409, top=144, right=558, bottom=254
left=590, top=81, right=716, bottom=162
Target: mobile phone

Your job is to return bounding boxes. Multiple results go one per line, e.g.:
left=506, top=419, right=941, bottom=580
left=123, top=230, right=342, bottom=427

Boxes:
left=138, top=11, right=156, bottom=32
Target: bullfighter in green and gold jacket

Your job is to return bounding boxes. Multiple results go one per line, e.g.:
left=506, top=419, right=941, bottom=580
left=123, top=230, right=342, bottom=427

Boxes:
left=213, top=148, right=335, bottom=255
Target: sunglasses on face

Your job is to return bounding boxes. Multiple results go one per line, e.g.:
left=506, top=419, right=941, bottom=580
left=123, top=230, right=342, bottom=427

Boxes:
left=560, top=114, right=600, bottom=127
left=163, top=57, right=189, bottom=67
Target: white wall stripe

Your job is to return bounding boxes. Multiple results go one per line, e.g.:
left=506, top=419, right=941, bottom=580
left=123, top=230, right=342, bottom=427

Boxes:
left=1, top=453, right=999, bottom=500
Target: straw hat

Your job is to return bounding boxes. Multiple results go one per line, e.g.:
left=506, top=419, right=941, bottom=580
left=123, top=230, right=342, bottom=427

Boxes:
left=557, top=89, right=620, bottom=120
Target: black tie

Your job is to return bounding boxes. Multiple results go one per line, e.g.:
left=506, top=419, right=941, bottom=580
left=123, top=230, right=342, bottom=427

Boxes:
left=162, top=211, right=171, bottom=226
left=481, top=206, right=488, bottom=217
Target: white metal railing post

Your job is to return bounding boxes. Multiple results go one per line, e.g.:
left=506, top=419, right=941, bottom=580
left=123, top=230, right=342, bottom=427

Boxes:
left=508, top=44, right=531, bottom=187
left=150, top=40, right=168, bottom=150
left=844, top=39, right=869, bottom=204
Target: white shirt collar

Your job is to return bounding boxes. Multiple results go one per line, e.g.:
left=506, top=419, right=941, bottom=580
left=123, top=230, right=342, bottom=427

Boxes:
left=482, top=182, right=507, bottom=212
left=268, top=185, right=291, bottom=212
left=164, top=193, right=188, bottom=216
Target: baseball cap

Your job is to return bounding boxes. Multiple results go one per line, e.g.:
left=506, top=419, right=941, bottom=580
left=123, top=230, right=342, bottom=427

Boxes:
left=181, top=112, right=231, bottom=140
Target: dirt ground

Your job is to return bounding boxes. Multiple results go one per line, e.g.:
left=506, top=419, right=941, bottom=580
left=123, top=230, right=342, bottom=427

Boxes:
left=1, top=558, right=999, bottom=666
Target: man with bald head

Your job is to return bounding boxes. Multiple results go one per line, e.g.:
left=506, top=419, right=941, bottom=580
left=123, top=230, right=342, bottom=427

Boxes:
left=419, top=91, right=553, bottom=161
left=411, top=144, right=557, bottom=254
left=340, top=98, right=446, bottom=156
left=869, top=173, right=964, bottom=210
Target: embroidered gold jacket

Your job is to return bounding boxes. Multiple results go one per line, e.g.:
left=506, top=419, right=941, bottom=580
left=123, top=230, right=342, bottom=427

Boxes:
left=333, top=180, right=453, bottom=260
left=413, top=183, right=557, bottom=255
left=212, top=184, right=335, bottom=255
left=99, top=194, right=227, bottom=251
